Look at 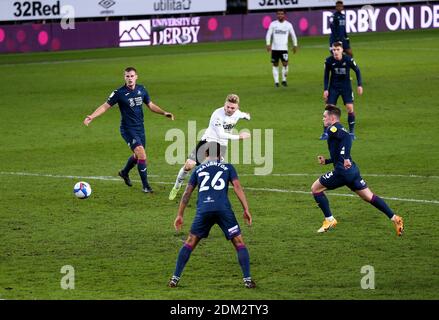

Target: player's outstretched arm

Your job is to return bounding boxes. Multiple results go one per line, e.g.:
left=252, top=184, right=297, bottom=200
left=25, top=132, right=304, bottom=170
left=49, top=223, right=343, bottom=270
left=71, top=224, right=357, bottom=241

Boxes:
left=83, top=102, right=111, bottom=126
left=146, top=101, right=175, bottom=120
left=231, top=179, right=252, bottom=226
left=174, top=184, right=195, bottom=231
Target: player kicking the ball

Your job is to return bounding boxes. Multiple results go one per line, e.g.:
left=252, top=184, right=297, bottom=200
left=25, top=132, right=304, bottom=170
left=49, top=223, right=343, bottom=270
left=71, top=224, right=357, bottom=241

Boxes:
left=168, top=94, right=251, bottom=201
left=311, top=105, right=404, bottom=236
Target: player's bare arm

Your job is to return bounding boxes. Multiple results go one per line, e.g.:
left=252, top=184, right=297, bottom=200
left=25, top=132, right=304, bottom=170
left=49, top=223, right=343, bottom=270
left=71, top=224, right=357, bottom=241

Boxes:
left=146, top=101, right=175, bottom=120
left=317, top=155, right=326, bottom=165
left=357, top=86, right=363, bottom=95
left=83, top=102, right=111, bottom=126
left=174, top=184, right=195, bottom=231
left=231, top=179, right=252, bottom=226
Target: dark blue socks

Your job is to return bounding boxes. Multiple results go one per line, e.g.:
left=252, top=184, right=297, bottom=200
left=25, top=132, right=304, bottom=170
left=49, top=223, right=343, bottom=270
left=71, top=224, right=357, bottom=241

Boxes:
left=122, top=155, right=137, bottom=174
left=348, top=112, right=356, bottom=133
left=370, top=194, right=394, bottom=219
left=313, top=192, right=333, bottom=218
left=174, top=244, right=193, bottom=278
left=137, top=159, right=150, bottom=189
left=236, top=245, right=251, bottom=279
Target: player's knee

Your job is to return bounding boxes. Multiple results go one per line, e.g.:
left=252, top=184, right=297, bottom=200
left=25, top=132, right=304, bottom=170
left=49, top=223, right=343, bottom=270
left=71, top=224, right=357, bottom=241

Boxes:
left=134, top=147, right=146, bottom=161
left=186, top=234, right=199, bottom=248
left=311, top=180, right=321, bottom=193
left=232, top=235, right=245, bottom=248
left=346, top=105, right=354, bottom=113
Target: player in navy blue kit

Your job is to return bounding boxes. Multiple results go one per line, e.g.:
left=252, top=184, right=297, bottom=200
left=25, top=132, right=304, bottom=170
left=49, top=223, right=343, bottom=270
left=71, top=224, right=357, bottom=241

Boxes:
left=311, top=105, right=404, bottom=236
left=83, top=67, right=174, bottom=193
left=168, top=142, right=255, bottom=289
left=329, top=1, right=353, bottom=57
left=321, top=42, right=363, bottom=141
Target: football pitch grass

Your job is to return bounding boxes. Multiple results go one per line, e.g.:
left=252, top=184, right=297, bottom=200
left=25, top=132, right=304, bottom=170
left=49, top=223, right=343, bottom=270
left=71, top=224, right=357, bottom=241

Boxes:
left=0, top=29, right=438, bottom=300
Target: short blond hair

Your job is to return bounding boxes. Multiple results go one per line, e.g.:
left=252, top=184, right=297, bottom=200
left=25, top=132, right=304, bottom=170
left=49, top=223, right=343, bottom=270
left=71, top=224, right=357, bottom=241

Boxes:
left=226, top=94, right=239, bottom=105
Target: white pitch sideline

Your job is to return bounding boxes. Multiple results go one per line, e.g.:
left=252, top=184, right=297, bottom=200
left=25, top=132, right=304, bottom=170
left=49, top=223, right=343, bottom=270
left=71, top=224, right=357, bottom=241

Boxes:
left=1, top=171, right=438, bottom=205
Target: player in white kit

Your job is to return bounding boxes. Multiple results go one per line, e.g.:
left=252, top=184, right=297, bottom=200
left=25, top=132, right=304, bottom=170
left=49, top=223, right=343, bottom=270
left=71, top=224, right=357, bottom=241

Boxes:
left=265, top=9, right=298, bottom=87
left=168, top=94, right=251, bottom=200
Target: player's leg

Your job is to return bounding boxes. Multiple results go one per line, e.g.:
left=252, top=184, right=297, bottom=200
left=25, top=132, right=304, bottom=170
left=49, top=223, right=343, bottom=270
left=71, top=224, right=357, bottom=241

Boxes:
left=119, top=153, right=136, bottom=187
left=169, top=233, right=201, bottom=287
left=281, top=52, right=289, bottom=87
left=169, top=140, right=207, bottom=200
left=118, top=129, right=138, bottom=187
left=231, top=235, right=255, bottom=288
left=345, top=101, right=356, bottom=139
left=133, top=145, right=153, bottom=193
left=355, top=187, right=404, bottom=236
left=271, top=51, right=280, bottom=87
left=343, top=39, right=353, bottom=57
left=169, top=159, right=196, bottom=200
left=311, top=172, right=342, bottom=232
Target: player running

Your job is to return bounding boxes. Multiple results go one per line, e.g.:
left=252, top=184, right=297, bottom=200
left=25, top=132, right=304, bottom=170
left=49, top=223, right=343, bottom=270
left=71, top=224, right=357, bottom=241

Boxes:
left=168, top=142, right=256, bottom=289
left=311, top=105, right=404, bottom=236
left=83, top=67, right=174, bottom=193
left=321, top=41, right=362, bottom=140
left=265, top=9, right=298, bottom=87
left=168, top=94, right=250, bottom=201
left=329, top=1, right=353, bottom=57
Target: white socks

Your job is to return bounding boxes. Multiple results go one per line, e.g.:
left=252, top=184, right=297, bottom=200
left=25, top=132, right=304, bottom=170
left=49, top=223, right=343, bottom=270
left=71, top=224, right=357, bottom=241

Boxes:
left=272, top=66, right=279, bottom=84
left=282, top=66, right=288, bottom=82
left=174, top=166, right=189, bottom=189
left=326, top=216, right=335, bottom=222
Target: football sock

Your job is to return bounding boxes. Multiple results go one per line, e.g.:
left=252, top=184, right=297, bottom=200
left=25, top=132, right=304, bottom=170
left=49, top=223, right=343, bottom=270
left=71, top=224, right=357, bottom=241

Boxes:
left=348, top=112, right=356, bottom=133
left=236, top=245, right=251, bottom=279
left=313, top=192, right=333, bottom=218
left=282, top=66, right=288, bottom=82
left=137, top=159, right=150, bottom=188
left=122, top=155, right=137, bottom=174
left=174, top=166, right=189, bottom=189
left=370, top=194, right=394, bottom=219
left=272, top=66, right=279, bottom=84
left=174, top=243, right=193, bottom=277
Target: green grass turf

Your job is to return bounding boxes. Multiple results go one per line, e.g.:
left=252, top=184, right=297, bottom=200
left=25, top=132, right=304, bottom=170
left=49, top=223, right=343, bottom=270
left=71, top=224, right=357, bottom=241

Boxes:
left=0, top=29, right=438, bottom=299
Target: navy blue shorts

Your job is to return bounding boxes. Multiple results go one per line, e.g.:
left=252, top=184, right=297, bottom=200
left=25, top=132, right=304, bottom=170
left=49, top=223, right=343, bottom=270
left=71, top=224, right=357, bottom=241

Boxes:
left=319, top=165, right=368, bottom=191
left=327, top=86, right=354, bottom=105
left=190, top=210, right=241, bottom=240
left=120, top=127, right=146, bottom=151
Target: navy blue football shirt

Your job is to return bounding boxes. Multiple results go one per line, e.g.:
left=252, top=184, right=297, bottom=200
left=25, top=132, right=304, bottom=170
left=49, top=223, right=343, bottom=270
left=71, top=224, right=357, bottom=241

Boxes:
left=326, top=122, right=353, bottom=172
left=107, top=84, right=150, bottom=130
left=188, top=160, right=238, bottom=214
left=324, top=55, right=362, bottom=90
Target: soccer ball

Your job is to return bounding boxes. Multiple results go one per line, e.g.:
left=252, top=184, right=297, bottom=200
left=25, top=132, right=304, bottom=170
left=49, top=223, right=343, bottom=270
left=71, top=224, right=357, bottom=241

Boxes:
left=73, top=181, right=92, bottom=199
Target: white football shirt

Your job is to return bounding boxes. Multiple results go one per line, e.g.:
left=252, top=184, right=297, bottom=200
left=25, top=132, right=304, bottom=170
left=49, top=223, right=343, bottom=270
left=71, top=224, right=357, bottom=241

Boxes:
left=201, top=107, right=250, bottom=146
left=266, top=20, right=297, bottom=51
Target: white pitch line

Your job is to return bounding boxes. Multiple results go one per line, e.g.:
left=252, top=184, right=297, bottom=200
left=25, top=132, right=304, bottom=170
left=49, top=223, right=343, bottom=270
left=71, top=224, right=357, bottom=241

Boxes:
left=241, top=173, right=439, bottom=179
left=1, top=171, right=438, bottom=205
